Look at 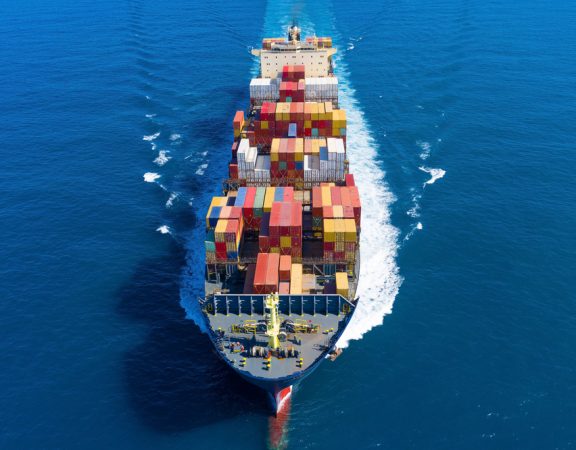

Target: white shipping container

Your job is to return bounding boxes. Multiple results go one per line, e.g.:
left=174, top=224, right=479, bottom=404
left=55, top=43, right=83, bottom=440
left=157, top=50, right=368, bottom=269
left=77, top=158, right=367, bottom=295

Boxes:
left=305, top=77, right=338, bottom=102
left=250, top=78, right=280, bottom=104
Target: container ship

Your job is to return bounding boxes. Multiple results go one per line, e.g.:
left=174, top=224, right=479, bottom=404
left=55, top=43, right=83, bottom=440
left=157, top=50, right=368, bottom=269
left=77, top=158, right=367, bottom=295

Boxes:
left=200, top=26, right=361, bottom=415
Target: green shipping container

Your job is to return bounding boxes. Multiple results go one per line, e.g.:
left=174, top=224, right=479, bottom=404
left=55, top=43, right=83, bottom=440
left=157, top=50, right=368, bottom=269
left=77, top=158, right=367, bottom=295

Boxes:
left=254, top=187, right=266, bottom=218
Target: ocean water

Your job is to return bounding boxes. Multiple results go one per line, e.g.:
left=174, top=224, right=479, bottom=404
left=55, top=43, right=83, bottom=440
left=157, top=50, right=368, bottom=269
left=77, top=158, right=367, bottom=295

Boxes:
left=1, top=0, right=575, bottom=448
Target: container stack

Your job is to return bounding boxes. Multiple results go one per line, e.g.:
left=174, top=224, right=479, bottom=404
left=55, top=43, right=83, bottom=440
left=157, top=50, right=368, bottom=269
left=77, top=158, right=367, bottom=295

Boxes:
left=282, top=65, right=306, bottom=82
left=237, top=139, right=258, bottom=180
left=305, top=37, right=333, bottom=48
left=269, top=200, right=303, bottom=261
left=270, top=138, right=305, bottom=180
left=205, top=195, right=244, bottom=263
left=253, top=252, right=280, bottom=294
left=252, top=102, right=346, bottom=145
left=234, top=187, right=266, bottom=231
left=233, top=111, right=244, bottom=138
left=279, top=80, right=306, bottom=102
left=290, top=263, right=302, bottom=294
left=261, top=38, right=285, bottom=50
left=250, top=78, right=280, bottom=105
left=335, top=272, right=349, bottom=297
left=305, top=77, right=338, bottom=103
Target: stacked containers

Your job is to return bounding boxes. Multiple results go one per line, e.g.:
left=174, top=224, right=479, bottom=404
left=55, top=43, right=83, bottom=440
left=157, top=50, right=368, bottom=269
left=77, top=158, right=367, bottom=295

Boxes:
left=259, top=212, right=271, bottom=252
left=205, top=196, right=227, bottom=263
left=261, top=38, right=285, bottom=50
left=237, top=139, right=257, bottom=180
left=305, top=77, right=338, bottom=103
left=322, top=218, right=357, bottom=262
left=279, top=255, right=292, bottom=282
left=289, top=263, right=303, bottom=294
left=270, top=138, right=305, bottom=181
left=250, top=78, right=280, bottom=105
left=254, top=102, right=345, bottom=144
left=269, top=201, right=303, bottom=261
left=279, top=80, right=305, bottom=102
left=253, top=253, right=280, bottom=294
left=335, top=272, right=349, bottom=297
left=304, top=37, right=332, bottom=48
left=331, top=109, right=347, bottom=137
left=233, top=111, right=244, bottom=138
left=326, top=138, right=346, bottom=180
left=281, top=65, right=306, bottom=82
left=214, top=216, right=243, bottom=262
left=236, top=187, right=266, bottom=231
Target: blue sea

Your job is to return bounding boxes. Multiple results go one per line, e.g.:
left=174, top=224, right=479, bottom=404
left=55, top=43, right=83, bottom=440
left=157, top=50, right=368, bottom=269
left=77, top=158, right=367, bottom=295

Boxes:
left=2, top=0, right=575, bottom=448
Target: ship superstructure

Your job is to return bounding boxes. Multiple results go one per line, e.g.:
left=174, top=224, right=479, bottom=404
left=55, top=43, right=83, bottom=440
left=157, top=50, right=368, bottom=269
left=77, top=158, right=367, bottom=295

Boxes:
left=200, top=26, right=362, bottom=414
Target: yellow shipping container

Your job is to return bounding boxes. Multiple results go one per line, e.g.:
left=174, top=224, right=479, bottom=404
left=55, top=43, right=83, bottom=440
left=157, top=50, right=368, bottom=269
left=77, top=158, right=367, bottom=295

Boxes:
left=318, top=102, right=326, bottom=120
left=290, top=263, right=303, bottom=294
left=311, top=103, right=319, bottom=121
left=335, top=272, right=349, bottom=297
left=333, top=205, right=343, bottom=218
left=264, top=187, right=276, bottom=212
left=323, top=219, right=335, bottom=243
left=304, top=102, right=313, bottom=118
left=214, top=219, right=228, bottom=242
left=261, top=120, right=268, bottom=130
left=280, top=236, right=291, bottom=247
left=270, top=138, right=280, bottom=162
left=211, top=196, right=227, bottom=207
left=295, top=139, right=304, bottom=161
left=332, top=128, right=341, bottom=137
left=311, top=139, right=319, bottom=155
left=275, top=103, right=284, bottom=121
left=321, top=186, right=332, bottom=207
left=324, top=102, right=333, bottom=117
left=344, top=219, right=357, bottom=242
left=270, top=247, right=280, bottom=254
left=334, top=219, right=346, bottom=241
left=304, top=120, right=312, bottom=128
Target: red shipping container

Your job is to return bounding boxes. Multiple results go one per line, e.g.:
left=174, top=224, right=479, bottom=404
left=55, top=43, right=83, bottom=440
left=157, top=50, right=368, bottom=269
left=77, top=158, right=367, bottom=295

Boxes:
left=312, top=187, right=322, bottom=216
left=253, top=253, right=268, bottom=294
left=259, top=236, right=270, bottom=253
left=279, top=282, right=290, bottom=294
left=283, top=186, right=294, bottom=202
left=229, top=163, right=238, bottom=179
left=279, top=255, right=291, bottom=281
left=331, top=186, right=342, bottom=205
left=323, top=206, right=333, bottom=218
left=324, top=242, right=335, bottom=251
left=233, top=111, right=244, bottom=129
left=345, top=173, right=355, bottom=186
left=265, top=253, right=280, bottom=293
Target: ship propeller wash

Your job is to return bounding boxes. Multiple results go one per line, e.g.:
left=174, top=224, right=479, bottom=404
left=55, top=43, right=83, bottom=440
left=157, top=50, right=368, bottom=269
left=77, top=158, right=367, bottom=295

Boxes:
left=201, top=25, right=362, bottom=414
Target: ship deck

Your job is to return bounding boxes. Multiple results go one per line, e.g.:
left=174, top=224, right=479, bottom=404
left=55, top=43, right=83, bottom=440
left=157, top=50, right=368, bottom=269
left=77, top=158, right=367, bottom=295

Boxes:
left=203, top=294, right=354, bottom=380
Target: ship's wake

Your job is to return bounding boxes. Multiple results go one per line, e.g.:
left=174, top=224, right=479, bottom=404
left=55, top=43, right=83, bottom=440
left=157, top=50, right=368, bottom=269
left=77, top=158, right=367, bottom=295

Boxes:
left=333, top=62, right=402, bottom=348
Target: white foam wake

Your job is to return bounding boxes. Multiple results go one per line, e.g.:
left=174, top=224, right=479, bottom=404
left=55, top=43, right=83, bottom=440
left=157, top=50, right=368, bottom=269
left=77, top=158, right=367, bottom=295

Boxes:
left=335, top=63, right=402, bottom=349
left=165, top=192, right=178, bottom=208
left=143, top=132, right=160, bottom=141
left=154, top=150, right=171, bottom=166
left=143, top=172, right=161, bottom=183
left=419, top=166, right=446, bottom=185
left=169, top=133, right=182, bottom=141
left=156, top=225, right=171, bottom=234
left=417, top=140, right=431, bottom=160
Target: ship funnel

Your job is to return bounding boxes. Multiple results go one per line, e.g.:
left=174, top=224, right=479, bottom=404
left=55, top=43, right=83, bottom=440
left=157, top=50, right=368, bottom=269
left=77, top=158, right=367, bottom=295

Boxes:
left=288, top=24, right=301, bottom=42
